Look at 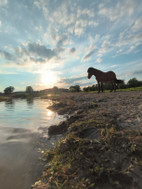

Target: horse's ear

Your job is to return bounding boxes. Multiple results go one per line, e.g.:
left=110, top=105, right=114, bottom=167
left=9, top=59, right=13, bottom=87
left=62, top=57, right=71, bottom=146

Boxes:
left=87, top=67, right=91, bottom=72
left=87, top=67, right=93, bottom=72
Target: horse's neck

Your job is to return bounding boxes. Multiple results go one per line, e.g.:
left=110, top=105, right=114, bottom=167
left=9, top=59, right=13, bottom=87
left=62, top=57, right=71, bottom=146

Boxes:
left=93, top=68, right=103, bottom=77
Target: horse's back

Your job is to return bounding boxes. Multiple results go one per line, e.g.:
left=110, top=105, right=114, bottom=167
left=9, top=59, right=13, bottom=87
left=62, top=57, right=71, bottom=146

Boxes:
left=97, top=71, right=116, bottom=82
left=106, top=71, right=116, bottom=76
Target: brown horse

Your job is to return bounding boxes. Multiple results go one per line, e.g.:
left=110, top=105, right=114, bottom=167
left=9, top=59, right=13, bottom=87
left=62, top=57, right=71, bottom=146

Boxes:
left=87, top=67, right=123, bottom=93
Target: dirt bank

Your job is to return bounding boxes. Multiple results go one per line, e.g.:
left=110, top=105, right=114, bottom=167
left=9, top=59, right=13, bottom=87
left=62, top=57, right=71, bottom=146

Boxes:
left=33, top=91, right=142, bottom=189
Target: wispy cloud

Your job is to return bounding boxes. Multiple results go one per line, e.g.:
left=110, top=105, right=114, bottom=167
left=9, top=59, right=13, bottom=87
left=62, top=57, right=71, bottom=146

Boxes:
left=82, top=45, right=97, bottom=62
left=0, top=0, right=7, bottom=6
left=132, top=17, right=142, bottom=32
left=98, top=0, right=135, bottom=22
left=0, top=50, right=15, bottom=60
left=96, top=57, right=102, bottom=63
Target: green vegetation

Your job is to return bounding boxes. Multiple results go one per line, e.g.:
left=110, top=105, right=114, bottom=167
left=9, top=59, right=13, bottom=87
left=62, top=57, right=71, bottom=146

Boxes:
left=117, top=86, right=142, bottom=91
left=0, top=87, right=69, bottom=101
left=0, top=78, right=141, bottom=103
left=4, top=86, right=15, bottom=94
left=83, top=78, right=142, bottom=92
left=35, top=116, right=142, bottom=189
left=26, top=86, right=34, bottom=93
left=69, top=85, right=81, bottom=92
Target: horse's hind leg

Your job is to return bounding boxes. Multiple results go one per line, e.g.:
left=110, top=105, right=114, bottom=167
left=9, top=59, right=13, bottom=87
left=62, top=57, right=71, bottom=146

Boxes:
left=113, top=82, right=116, bottom=92
left=110, top=82, right=113, bottom=92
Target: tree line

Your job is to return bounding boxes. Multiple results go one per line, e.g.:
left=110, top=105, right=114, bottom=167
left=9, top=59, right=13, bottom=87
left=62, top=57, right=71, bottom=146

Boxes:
left=1, top=77, right=142, bottom=95
left=3, top=86, right=34, bottom=95
left=70, top=78, right=142, bottom=92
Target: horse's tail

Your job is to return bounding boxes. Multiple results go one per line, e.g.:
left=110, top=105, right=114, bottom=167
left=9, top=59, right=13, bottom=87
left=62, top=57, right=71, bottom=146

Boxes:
left=115, top=79, right=123, bottom=83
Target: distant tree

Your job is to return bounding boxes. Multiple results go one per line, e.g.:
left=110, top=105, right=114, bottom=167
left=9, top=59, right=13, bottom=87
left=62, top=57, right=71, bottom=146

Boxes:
left=52, top=86, right=58, bottom=94
left=83, top=87, right=89, bottom=92
left=26, top=86, right=34, bottom=93
left=69, top=85, right=81, bottom=92
left=127, top=78, right=142, bottom=88
left=83, top=85, right=98, bottom=92
left=117, top=80, right=127, bottom=89
left=4, top=86, right=15, bottom=94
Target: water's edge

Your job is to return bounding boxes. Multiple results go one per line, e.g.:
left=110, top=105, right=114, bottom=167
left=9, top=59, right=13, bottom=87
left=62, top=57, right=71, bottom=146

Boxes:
left=0, top=99, right=65, bottom=189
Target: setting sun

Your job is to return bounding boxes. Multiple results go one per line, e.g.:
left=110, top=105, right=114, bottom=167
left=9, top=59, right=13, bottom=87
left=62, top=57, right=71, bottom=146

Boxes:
left=40, top=71, right=59, bottom=88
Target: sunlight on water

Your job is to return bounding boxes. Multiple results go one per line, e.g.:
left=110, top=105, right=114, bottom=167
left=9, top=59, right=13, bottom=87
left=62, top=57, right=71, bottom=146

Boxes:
left=0, top=98, right=65, bottom=189
left=0, top=98, right=64, bottom=143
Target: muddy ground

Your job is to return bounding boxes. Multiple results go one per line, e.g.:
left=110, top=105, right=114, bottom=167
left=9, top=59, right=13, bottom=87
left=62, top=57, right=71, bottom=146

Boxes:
left=33, top=91, right=142, bottom=189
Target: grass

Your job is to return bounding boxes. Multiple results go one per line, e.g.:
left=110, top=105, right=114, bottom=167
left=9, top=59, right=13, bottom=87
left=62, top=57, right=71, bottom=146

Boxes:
left=0, top=92, right=46, bottom=101
left=87, top=86, right=142, bottom=93
left=117, top=86, right=142, bottom=91
left=32, top=90, right=142, bottom=189
left=36, top=127, right=142, bottom=189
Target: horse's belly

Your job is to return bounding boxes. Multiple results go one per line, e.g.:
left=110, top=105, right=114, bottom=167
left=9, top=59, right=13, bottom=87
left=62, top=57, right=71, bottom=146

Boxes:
left=97, top=75, right=115, bottom=82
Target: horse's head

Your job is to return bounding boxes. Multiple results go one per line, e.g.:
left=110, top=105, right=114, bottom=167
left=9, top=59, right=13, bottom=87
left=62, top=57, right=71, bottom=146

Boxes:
left=87, top=67, right=94, bottom=79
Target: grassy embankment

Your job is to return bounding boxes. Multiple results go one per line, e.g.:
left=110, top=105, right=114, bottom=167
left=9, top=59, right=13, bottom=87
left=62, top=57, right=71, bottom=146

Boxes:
left=0, top=96, right=10, bottom=102
left=117, top=86, right=142, bottom=92
left=0, top=92, right=43, bottom=102
left=33, top=91, right=142, bottom=189
left=88, top=86, right=142, bottom=93
left=0, top=86, right=142, bottom=102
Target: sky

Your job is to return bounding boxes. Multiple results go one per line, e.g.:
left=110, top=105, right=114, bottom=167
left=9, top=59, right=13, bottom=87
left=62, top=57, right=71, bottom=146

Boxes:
left=0, top=0, right=142, bottom=91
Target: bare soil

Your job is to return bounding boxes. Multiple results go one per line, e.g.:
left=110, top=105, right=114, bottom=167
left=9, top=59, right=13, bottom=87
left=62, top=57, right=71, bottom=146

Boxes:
left=33, top=91, right=142, bottom=189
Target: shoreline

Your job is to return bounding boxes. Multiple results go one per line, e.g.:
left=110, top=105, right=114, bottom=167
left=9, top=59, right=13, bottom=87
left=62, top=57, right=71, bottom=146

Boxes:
left=33, top=91, right=142, bottom=189
left=33, top=90, right=142, bottom=189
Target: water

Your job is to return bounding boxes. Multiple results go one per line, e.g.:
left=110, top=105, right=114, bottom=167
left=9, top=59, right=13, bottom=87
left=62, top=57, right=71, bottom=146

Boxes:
left=0, top=98, right=64, bottom=142
left=0, top=98, right=64, bottom=189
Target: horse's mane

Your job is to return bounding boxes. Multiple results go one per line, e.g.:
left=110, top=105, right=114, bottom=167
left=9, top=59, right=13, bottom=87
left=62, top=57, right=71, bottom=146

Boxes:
left=87, top=67, right=104, bottom=74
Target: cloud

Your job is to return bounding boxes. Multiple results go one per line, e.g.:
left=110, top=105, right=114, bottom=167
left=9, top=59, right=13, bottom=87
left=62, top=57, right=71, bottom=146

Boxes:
left=0, top=42, right=63, bottom=65
left=132, top=17, right=142, bottom=32
left=30, top=57, right=45, bottom=63
left=69, top=47, right=76, bottom=53
left=98, top=0, right=135, bottom=22
left=115, top=30, right=142, bottom=55
left=27, top=42, right=57, bottom=59
left=82, top=45, right=97, bottom=62
left=74, top=17, right=98, bottom=36
left=0, top=50, right=14, bottom=60
left=60, top=74, right=97, bottom=87
left=133, top=70, right=142, bottom=75
left=0, top=0, right=7, bottom=6
left=34, top=0, right=98, bottom=38
left=56, top=34, right=68, bottom=47
left=61, top=76, right=87, bottom=85
left=96, top=57, right=102, bottom=63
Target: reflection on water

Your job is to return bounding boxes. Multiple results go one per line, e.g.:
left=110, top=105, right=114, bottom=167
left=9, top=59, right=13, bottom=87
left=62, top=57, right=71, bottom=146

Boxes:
left=0, top=98, right=64, bottom=189
left=5, top=99, right=15, bottom=111
left=26, top=98, right=34, bottom=108
left=0, top=98, right=64, bottom=142
left=0, top=97, right=65, bottom=147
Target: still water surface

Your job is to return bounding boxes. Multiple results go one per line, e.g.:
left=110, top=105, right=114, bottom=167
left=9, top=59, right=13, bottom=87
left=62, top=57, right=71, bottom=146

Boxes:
left=0, top=98, right=63, bottom=143
left=0, top=98, right=64, bottom=189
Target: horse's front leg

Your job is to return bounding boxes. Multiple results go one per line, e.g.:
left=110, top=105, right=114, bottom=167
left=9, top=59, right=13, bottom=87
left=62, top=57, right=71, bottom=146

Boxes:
left=98, top=82, right=100, bottom=93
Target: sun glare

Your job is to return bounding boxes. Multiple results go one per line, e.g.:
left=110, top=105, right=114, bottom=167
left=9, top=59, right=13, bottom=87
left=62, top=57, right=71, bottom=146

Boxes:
left=40, top=71, right=59, bottom=87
